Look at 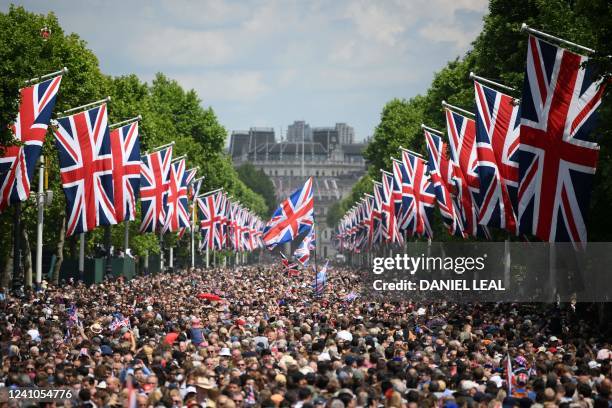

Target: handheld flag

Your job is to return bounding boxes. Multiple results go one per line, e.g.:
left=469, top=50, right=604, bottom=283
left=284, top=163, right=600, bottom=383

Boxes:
left=263, top=177, right=314, bottom=248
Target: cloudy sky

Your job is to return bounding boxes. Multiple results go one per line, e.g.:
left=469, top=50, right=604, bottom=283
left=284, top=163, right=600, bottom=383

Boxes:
left=3, top=0, right=488, bottom=142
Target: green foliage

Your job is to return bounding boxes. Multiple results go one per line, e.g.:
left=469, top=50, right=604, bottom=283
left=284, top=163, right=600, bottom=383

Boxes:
left=236, top=163, right=276, bottom=215
left=0, top=6, right=269, bottom=271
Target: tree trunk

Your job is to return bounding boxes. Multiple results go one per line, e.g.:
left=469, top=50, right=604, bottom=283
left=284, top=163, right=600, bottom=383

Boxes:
left=22, top=226, right=32, bottom=288
left=52, top=213, right=66, bottom=284
left=1, top=236, right=12, bottom=288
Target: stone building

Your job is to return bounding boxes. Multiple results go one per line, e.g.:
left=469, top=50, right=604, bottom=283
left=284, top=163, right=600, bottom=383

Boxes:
left=230, top=122, right=367, bottom=258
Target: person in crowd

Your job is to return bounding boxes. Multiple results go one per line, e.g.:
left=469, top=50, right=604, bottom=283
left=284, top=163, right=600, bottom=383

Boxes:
left=0, top=265, right=609, bottom=408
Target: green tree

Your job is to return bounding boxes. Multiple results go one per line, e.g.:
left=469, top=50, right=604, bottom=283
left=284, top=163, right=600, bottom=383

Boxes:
left=236, top=163, right=276, bottom=215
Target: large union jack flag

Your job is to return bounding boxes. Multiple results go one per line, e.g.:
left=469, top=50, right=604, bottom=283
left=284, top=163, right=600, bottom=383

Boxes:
left=446, top=109, right=490, bottom=239
left=263, top=177, right=314, bottom=248
left=140, top=146, right=172, bottom=233
left=400, top=150, right=436, bottom=238
left=381, top=171, right=403, bottom=245
left=109, top=122, right=140, bottom=222
left=54, top=104, right=117, bottom=236
left=424, top=130, right=465, bottom=237
left=163, top=159, right=190, bottom=233
left=518, top=35, right=606, bottom=245
left=474, top=81, right=520, bottom=234
left=0, top=75, right=62, bottom=212
left=197, top=192, right=223, bottom=250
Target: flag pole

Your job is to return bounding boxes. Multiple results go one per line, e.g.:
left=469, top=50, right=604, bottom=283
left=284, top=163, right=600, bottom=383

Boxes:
left=35, top=155, right=46, bottom=288
left=109, top=115, right=142, bottom=129
left=521, top=23, right=595, bottom=54
left=144, top=141, right=175, bottom=155
left=399, top=146, right=425, bottom=159
left=469, top=72, right=516, bottom=92
left=24, top=67, right=68, bottom=86
left=421, top=124, right=444, bottom=135
left=442, top=100, right=475, bottom=117
left=59, top=96, right=111, bottom=117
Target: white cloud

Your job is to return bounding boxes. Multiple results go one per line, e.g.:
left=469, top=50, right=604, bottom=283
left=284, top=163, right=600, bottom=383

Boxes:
left=128, top=27, right=234, bottom=67
left=176, top=71, right=269, bottom=102
left=345, top=1, right=407, bottom=46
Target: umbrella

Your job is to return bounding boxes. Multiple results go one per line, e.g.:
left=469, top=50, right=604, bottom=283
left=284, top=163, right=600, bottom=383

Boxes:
left=197, top=293, right=222, bottom=302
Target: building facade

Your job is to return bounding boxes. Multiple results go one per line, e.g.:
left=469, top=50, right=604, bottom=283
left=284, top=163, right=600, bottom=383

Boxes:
left=230, top=121, right=367, bottom=259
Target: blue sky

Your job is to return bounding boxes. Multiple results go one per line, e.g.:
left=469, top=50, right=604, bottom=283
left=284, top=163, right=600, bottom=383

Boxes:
left=3, top=0, right=488, bottom=142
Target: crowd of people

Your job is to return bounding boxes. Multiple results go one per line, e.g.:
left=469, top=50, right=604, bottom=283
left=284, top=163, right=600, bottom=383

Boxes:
left=0, top=263, right=610, bottom=408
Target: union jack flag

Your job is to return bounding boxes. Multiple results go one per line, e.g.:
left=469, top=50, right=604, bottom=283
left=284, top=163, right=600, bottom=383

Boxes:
left=109, top=122, right=140, bottom=222
left=263, top=177, right=314, bottom=248
left=280, top=252, right=300, bottom=276
left=163, top=159, right=190, bottom=233
left=518, top=35, right=605, bottom=245
left=140, top=146, right=172, bottom=233
left=363, top=195, right=378, bottom=247
left=400, top=150, right=436, bottom=238
left=217, top=193, right=229, bottom=248
left=54, top=104, right=117, bottom=236
left=381, top=171, right=403, bottom=245
left=177, top=168, right=198, bottom=238
left=372, top=182, right=386, bottom=245
left=424, top=130, right=466, bottom=237
left=474, top=81, right=520, bottom=234
left=293, top=227, right=316, bottom=265
left=197, top=192, right=223, bottom=250
left=0, top=75, right=62, bottom=212
left=392, top=159, right=415, bottom=232
left=446, top=109, right=490, bottom=239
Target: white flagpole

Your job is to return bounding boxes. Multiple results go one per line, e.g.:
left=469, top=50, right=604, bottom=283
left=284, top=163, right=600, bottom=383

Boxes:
left=442, top=100, right=475, bottom=117
left=521, top=23, right=595, bottom=54
left=59, top=96, right=111, bottom=117
left=469, top=72, right=516, bottom=92
left=24, top=67, right=68, bottom=86
left=35, top=156, right=45, bottom=286
left=421, top=124, right=444, bottom=135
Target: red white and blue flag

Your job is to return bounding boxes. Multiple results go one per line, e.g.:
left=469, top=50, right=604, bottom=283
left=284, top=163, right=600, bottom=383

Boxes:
left=446, top=109, right=490, bottom=239
left=424, top=130, right=466, bottom=237
left=400, top=150, right=436, bottom=238
left=197, top=192, right=223, bottom=250
left=263, top=177, right=314, bottom=248
left=163, top=158, right=190, bottom=233
left=54, top=104, right=117, bottom=236
left=140, top=146, right=172, bottom=233
left=392, top=159, right=415, bottom=232
left=474, top=81, right=520, bottom=234
left=109, top=122, right=140, bottom=222
left=293, top=227, right=316, bottom=266
left=372, top=182, right=386, bottom=245
left=0, top=75, right=62, bottom=212
left=518, top=35, right=605, bottom=245
left=381, top=171, right=403, bottom=245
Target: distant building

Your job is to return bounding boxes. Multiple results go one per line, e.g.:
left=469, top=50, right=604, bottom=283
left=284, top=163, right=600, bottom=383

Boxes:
left=229, top=127, right=276, bottom=158
left=287, top=120, right=312, bottom=142
left=229, top=121, right=367, bottom=258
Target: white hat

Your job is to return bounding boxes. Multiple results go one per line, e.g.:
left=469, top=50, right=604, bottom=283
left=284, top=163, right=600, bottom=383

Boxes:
left=549, top=335, right=558, bottom=342
left=219, top=347, right=231, bottom=357
left=96, top=381, right=107, bottom=389
left=588, top=360, right=601, bottom=369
